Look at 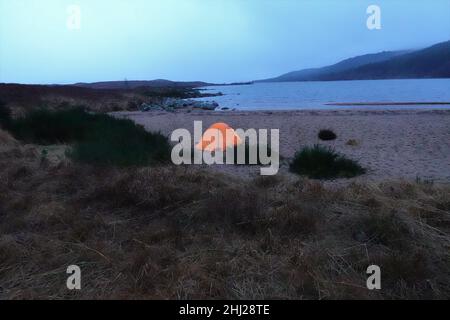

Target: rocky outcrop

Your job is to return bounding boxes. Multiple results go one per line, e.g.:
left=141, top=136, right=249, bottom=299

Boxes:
left=140, top=98, right=219, bottom=112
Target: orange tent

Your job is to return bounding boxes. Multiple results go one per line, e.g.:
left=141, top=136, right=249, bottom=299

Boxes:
left=196, top=122, right=242, bottom=151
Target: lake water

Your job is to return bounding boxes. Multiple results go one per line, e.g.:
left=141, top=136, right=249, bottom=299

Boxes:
left=195, top=79, right=450, bottom=111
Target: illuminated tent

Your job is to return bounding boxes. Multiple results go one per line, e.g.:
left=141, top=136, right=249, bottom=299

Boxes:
left=195, top=122, right=242, bottom=152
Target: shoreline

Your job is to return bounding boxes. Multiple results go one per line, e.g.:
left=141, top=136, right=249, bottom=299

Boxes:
left=116, top=108, right=450, bottom=116
left=325, top=101, right=450, bottom=106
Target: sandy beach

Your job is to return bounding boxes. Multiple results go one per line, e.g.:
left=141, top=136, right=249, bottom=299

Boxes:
left=114, top=109, right=450, bottom=183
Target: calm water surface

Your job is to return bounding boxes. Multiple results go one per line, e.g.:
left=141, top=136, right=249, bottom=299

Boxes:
left=195, top=79, right=450, bottom=111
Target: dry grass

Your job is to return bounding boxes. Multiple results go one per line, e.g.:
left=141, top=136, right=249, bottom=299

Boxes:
left=0, top=130, right=17, bottom=146
left=0, top=130, right=449, bottom=299
left=0, top=84, right=155, bottom=114
left=0, top=83, right=212, bottom=115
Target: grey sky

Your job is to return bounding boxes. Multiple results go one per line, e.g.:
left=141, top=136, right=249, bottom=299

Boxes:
left=1, top=0, right=449, bottom=84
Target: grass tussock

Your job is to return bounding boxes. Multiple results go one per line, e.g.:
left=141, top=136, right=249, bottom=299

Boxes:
left=0, top=139, right=449, bottom=299
left=346, top=139, right=359, bottom=146
left=290, top=144, right=366, bottom=179
left=5, top=108, right=171, bottom=167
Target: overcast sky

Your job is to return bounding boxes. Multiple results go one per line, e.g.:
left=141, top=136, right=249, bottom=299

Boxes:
left=1, top=0, right=449, bottom=84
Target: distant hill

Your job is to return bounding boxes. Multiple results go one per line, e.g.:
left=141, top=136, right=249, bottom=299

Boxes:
left=258, top=40, right=450, bottom=82
left=262, top=51, right=409, bottom=82
left=74, top=79, right=213, bottom=89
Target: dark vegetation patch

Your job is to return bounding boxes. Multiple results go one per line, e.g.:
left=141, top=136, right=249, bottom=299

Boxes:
left=0, top=101, right=11, bottom=128
left=289, top=145, right=365, bottom=179
left=4, top=108, right=171, bottom=166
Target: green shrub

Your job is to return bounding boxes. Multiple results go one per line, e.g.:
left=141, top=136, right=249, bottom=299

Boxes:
left=67, top=118, right=171, bottom=167
left=7, top=108, right=171, bottom=167
left=289, top=145, right=365, bottom=179
left=318, top=129, right=337, bottom=141
left=6, top=107, right=94, bottom=144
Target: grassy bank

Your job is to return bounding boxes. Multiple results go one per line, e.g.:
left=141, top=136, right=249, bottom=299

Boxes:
left=0, top=129, right=449, bottom=299
left=0, top=83, right=216, bottom=115
left=3, top=108, right=171, bottom=166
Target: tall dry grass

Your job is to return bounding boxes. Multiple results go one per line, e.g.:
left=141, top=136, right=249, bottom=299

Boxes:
left=0, top=83, right=154, bottom=114
left=0, top=130, right=449, bottom=299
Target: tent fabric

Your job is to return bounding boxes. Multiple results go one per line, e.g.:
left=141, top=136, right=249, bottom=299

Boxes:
left=195, top=122, right=242, bottom=151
